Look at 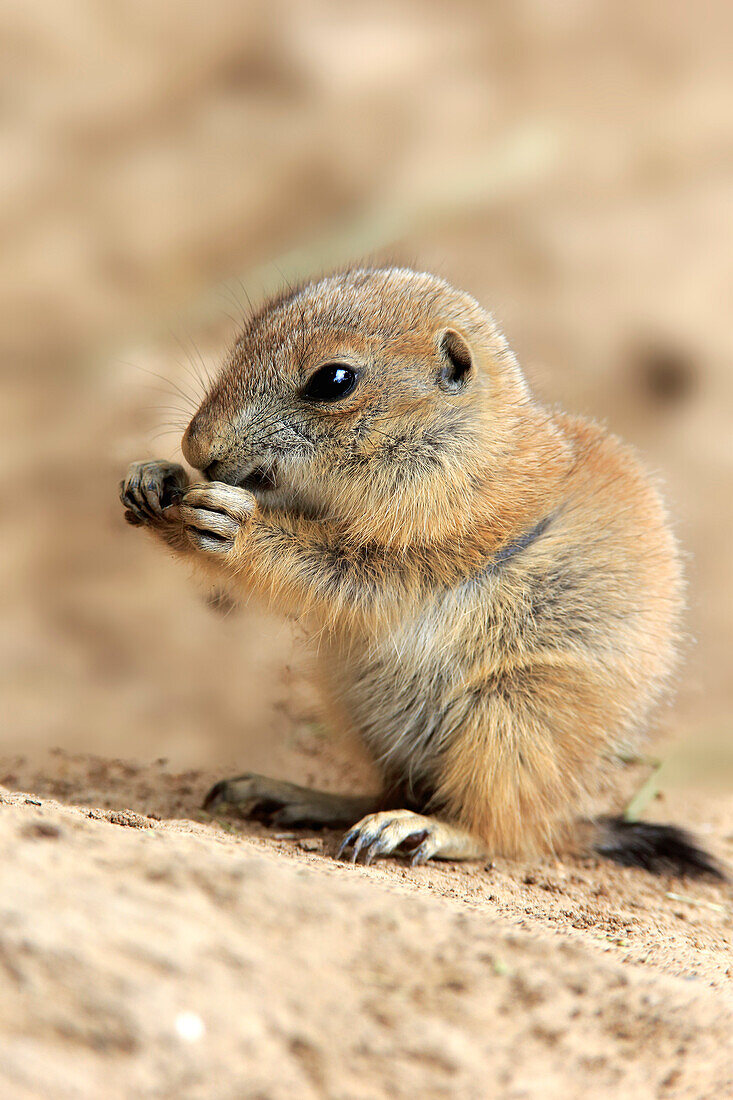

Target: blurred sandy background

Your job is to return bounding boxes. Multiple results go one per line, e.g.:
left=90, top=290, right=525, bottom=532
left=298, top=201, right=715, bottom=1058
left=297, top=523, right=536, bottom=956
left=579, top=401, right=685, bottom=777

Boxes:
left=1, top=4, right=733, bottom=1097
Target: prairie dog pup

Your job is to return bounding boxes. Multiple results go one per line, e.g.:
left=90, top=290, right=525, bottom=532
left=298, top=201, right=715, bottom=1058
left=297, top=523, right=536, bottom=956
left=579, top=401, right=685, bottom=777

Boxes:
left=121, top=266, right=720, bottom=875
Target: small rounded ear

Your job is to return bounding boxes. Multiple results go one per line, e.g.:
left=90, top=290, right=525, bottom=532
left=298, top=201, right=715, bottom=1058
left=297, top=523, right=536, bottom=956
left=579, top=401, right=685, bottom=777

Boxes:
left=437, top=329, right=473, bottom=393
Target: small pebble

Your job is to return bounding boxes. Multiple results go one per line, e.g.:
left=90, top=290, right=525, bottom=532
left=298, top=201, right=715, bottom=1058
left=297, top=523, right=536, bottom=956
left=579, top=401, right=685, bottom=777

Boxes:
left=23, top=822, right=61, bottom=840
left=298, top=838, right=322, bottom=852
left=175, top=1011, right=205, bottom=1042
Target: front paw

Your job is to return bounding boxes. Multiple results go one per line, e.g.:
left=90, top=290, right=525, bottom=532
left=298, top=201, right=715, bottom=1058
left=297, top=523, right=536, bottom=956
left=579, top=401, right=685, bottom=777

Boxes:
left=119, top=460, right=188, bottom=526
left=180, top=482, right=256, bottom=554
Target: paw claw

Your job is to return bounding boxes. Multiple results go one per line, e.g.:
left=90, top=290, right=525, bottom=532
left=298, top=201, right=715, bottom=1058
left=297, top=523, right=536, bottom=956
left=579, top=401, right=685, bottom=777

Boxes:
left=350, top=835, right=366, bottom=863
left=337, top=831, right=357, bottom=860
left=410, top=840, right=434, bottom=867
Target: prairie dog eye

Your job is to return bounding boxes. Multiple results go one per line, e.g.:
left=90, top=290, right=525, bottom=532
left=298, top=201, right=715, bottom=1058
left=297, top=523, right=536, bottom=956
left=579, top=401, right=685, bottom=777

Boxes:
left=300, top=364, right=359, bottom=403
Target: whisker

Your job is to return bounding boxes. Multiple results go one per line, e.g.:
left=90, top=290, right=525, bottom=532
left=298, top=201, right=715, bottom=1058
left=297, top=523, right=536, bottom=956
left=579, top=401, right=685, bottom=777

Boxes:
left=236, top=278, right=255, bottom=319
left=213, top=300, right=242, bottom=329
left=221, top=283, right=253, bottom=332
left=150, top=427, right=188, bottom=443
left=120, top=360, right=199, bottom=410
left=187, top=331, right=215, bottom=389
left=168, top=329, right=210, bottom=400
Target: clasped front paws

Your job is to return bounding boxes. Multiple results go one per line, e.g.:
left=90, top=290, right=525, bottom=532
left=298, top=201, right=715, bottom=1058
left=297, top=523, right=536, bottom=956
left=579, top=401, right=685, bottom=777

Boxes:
left=179, top=482, right=256, bottom=554
left=120, top=460, right=256, bottom=556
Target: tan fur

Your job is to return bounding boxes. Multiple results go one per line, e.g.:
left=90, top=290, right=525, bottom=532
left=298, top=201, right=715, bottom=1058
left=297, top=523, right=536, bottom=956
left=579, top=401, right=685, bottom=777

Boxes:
left=121, top=267, right=683, bottom=860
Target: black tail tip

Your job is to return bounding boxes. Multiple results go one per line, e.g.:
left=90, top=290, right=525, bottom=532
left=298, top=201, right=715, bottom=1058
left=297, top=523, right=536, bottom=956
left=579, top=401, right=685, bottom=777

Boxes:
left=594, top=815, right=726, bottom=880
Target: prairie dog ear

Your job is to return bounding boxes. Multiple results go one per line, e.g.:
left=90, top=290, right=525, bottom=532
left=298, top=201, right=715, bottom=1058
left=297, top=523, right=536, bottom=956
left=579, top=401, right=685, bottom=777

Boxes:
left=437, top=329, right=473, bottom=392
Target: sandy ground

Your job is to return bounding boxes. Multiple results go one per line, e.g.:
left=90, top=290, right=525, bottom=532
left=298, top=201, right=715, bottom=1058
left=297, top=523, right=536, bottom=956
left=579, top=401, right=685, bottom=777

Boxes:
left=2, top=1, right=733, bottom=1096
left=1, top=757, right=732, bottom=1100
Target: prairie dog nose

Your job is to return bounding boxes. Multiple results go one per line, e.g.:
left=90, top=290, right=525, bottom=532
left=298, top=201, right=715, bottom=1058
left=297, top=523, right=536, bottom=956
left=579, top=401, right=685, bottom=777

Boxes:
left=181, top=412, right=215, bottom=471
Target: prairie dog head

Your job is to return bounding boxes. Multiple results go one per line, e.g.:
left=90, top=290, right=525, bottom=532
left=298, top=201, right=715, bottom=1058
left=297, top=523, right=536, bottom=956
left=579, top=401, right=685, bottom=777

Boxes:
left=182, top=267, right=529, bottom=545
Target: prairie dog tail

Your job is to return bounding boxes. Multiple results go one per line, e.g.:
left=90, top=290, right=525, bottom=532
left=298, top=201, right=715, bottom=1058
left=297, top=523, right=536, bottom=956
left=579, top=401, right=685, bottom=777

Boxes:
left=590, top=816, right=725, bottom=879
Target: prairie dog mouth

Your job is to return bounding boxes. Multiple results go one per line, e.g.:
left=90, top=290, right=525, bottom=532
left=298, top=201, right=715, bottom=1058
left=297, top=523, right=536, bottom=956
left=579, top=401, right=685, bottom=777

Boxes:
left=237, top=465, right=278, bottom=492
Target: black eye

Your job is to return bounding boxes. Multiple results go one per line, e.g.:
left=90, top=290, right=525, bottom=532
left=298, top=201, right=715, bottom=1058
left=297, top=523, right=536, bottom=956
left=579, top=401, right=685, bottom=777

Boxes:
left=301, top=364, right=359, bottom=403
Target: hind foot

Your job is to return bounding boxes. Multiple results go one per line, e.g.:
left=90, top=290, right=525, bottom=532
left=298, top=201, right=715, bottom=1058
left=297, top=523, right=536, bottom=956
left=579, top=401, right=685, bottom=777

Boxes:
left=337, top=809, right=487, bottom=866
left=203, top=773, right=377, bottom=828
